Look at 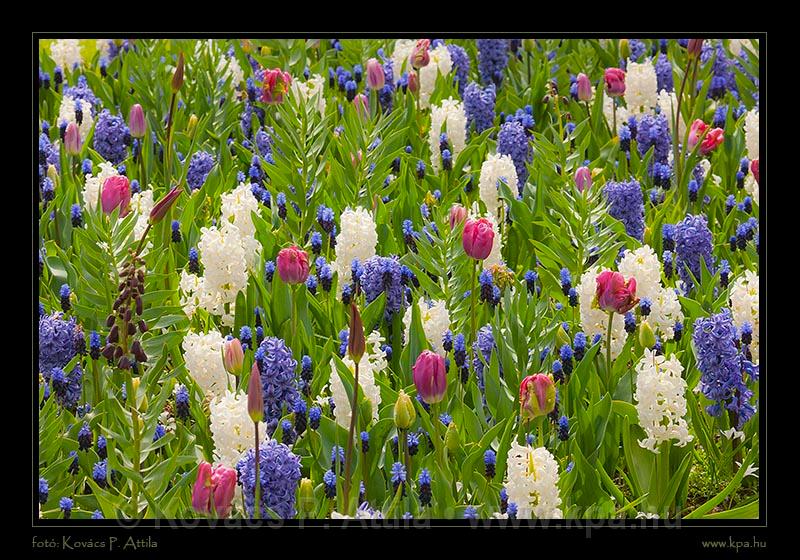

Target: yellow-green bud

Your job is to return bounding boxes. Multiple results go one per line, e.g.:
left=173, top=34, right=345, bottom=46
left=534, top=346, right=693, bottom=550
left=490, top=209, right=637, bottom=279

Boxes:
left=557, top=324, right=571, bottom=348
left=619, top=39, right=630, bottom=60
left=445, top=422, right=460, bottom=453
left=394, top=390, right=416, bottom=430
left=187, top=114, right=199, bottom=137
left=47, top=164, right=58, bottom=184
left=639, top=320, right=657, bottom=349
left=299, top=478, right=315, bottom=513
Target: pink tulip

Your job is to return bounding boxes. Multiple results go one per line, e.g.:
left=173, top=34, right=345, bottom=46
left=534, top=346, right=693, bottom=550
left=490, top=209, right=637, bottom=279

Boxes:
left=519, top=374, right=556, bottom=420
left=576, top=73, right=592, bottom=102
left=462, top=217, right=495, bottom=260
left=276, top=246, right=310, bottom=284
left=574, top=166, right=592, bottom=193
left=261, top=69, right=292, bottom=104
left=687, top=39, right=704, bottom=58
left=149, top=186, right=182, bottom=225
left=223, top=338, right=244, bottom=376
left=604, top=68, right=626, bottom=97
left=595, top=270, right=639, bottom=314
left=353, top=93, right=369, bottom=118
left=449, top=204, right=467, bottom=230
left=751, top=158, right=759, bottom=185
left=412, top=350, right=447, bottom=404
left=411, top=39, right=431, bottom=69
left=129, top=104, right=146, bottom=138
left=407, top=70, right=419, bottom=93
left=192, top=462, right=237, bottom=518
left=64, top=122, right=81, bottom=155
left=687, top=119, right=708, bottom=151
left=101, top=175, right=131, bottom=217
left=248, top=362, right=264, bottom=423
left=700, top=128, right=724, bottom=155
left=366, top=58, right=385, bottom=90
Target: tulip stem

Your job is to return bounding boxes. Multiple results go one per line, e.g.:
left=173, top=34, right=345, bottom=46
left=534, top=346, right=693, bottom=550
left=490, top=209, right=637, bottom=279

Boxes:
left=605, top=312, right=614, bottom=391
left=342, top=361, right=360, bottom=516
left=611, top=101, right=617, bottom=139
left=254, top=422, right=260, bottom=520
left=165, top=91, right=178, bottom=189
left=470, top=259, right=478, bottom=345
left=91, top=359, right=101, bottom=405
left=131, top=406, right=141, bottom=518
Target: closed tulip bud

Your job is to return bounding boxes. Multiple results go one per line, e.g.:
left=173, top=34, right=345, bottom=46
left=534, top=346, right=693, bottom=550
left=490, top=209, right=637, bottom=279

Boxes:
left=413, top=350, right=447, bottom=404
left=574, top=166, right=592, bottom=192
left=557, top=325, right=571, bottom=349
left=276, top=246, right=310, bottom=284
left=171, top=52, right=185, bottom=94
left=101, top=175, right=132, bottom=217
left=299, top=478, right=315, bottom=513
left=411, top=39, right=431, bottom=69
left=353, top=93, right=369, bottom=118
left=129, top=104, right=146, bottom=138
left=149, top=186, right=182, bottom=225
left=449, top=204, right=467, bottom=229
left=64, top=122, right=81, bottom=155
left=619, top=39, right=630, bottom=60
left=576, top=73, right=592, bottom=102
left=639, top=320, right=656, bottom=349
left=445, top=422, right=460, bottom=453
left=750, top=159, right=759, bottom=185
left=139, top=392, right=149, bottom=413
left=192, top=462, right=237, bottom=518
left=604, top=68, right=626, bottom=97
left=348, top=302, right=366, bottom=364
left=366, top=58, right=385, bottom=90
left=462, top=217, right=495, bottom=260
left=47, top=164, right=59, bottom=184
left=407, top=70, right=419, bottom=94
left=394, top=390, right=416, bottom=430
left=187, top=114, right=198, bottom=136
left=519, top=374, right=556, bottom=420
left=523, top=38, right=536, bottom=52
left=223, top=338, right=244, bottom=375
left=247, top=362, right=264, bottom=424
left=594, top=270, right=639, bottom=314
left=687, top=39, right=704, bottom=58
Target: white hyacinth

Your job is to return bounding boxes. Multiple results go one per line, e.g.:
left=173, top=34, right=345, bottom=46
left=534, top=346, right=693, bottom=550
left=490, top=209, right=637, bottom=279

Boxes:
left=58, top=95, right=94, bottom=143
left=178, top=270, right=204, bottom=319
left=624, top=59, right=659, bottom=115
left=730, top=270, right=759, bottom=363
left=217, top=55, right=244, bottom=89
left=403, top=299, right=451, bottom=355
left=220, top=182, right=262, bottom=270
left=603, top=94, right=630, bottom=132
left=328, top=330, right=386, bottom=429
left=479, top=153, right=518, bottom=219
left=82, top=161, right=120, bottom=211
left=481, top=212, right=504, bottom=270
left=50, top=39, right=83, bottom=70
left=419, top=44, right=452, bottom=110
left=744, top=173, right=759, bottom=206
left=291, top=74, right=327, bottom=115
left=391, top=40, right=416, bottom=81
left=429, top=98, right=467, bottom=173
left=332, top=207, right=378, bottom=293
left=209, top=390, right=265, bottom=468
left=182, top=330, right=231, bottom=398
left=657, top=89, right=685, bottom=140
left=617, top=245, right=684, bottom=339
left=129, top=190, right=155, bottom=242
left=745, top=109, right=759, bottom=160
left=634, top=349, right=693, bottom=452
left=197, top=222, right=250, bottom=326
left=505, top=443, right=563, bottom=519
left=577, top=267, right=628, bottom=359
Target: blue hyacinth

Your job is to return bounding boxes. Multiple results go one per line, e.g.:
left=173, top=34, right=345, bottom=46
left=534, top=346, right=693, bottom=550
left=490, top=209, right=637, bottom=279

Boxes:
left=477, top=39, right=509, bottom=87
left=255, top=337, right=299, bottom=431
left=237, top=440, right=302, bottom=518
left=93, top=109, right=130, bottom=164
left=604, top=179, right=645, bottom=241
left=463, top=82, right=496, bottom=134
left=675, top=214, right=714, bottom=292
left=361, top=255, right=405, bottom=318
left=186, top=151, right=215, bottom=191
left=497, top=120, right=532, bottom=189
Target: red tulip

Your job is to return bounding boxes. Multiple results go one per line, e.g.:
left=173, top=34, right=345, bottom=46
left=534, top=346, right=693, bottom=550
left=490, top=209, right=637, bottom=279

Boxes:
left=411, top=39, right=431, bottom=69
left=604, top=68, right=626, bottom=97
left=750, top=158, right=759, bottom=185
left=149, top=186, right=182, bottom=224
left=687, top=119, right=708, bottom=151
left=462, top=217, right=494, bottom=260
left=449, top=204, right=467, bottom=230
left=412, top=350, right=447, bottom=404
left=191, top=462, right=237, bottom=518
left=574, top=166, right=592, bottom=193
left=594, top=270, right=639, bottom=314
left=519, top=374, right=556, bottom=420
left=261, top=69, right=292, bottom=104
left=576, top=73, right=592, bottom=102
left=276, top=246, right=310, bottom=284
left=700, top=128, right=724, bottom=155
left=366, top=58, right=385, bottom=90
left=101, top=175, right=131, bottom=217
left=407, top=70, right=419, bottom=94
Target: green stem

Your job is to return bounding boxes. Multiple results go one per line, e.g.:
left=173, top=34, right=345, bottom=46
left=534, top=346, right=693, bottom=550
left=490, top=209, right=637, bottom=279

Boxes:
left=611, top=101, right=617, bottom=139
left=164, top=92, right=178, bottom=188
left=131, top=407, right=141, bottom=517
left=605, top=312, right=614, bottom=391
left=470, top=259, right=478, bottom=344
left=342, top=361, right=360, bottom=515
left=91, top=359, right=101, bottom=405
left=254, top=422, right=260, bottom=519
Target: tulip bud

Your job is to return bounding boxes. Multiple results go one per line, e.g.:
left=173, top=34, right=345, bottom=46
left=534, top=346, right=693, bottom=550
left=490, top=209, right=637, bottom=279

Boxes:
left=619, top=39, right=630, bottom=60
left=556, top=325, right=571, bottom=349
left=171, top=52, right=185, bottom=94
left=462, top=217, right=495, bottom=260
left=353, top=93, right=369, bottom=118
left=139, top=392, right=149, bottom=414
left=299, top=478, right=315, bottom=513
left=276, top=246, right=310, bottom=285
left=187, top=114, right=199, bottom=136
left=750, top=159, right=759, bottom=185
left=348, top=302, right=366, bottom=365
left=394, top=390, right=416, bottom=430
left=445, top=422, right=460, bottom=453
left=687, top=39, right=704, bottom=58
left=223, top=338, right=244, bottom=376
left=576, top=73, right=592, bottom=102
left=639, top=320, right=656, bottom=349
left=594, top=270, right=639, bottom=314
left=129, top=104, right=146, bottom=139
left=413, top=350, right=447, bottom=404
left=148, top=186, right=182, bottom=225
left=604, top=68, right=626, bottom=97
left=101, top=175, right=132, bottom=217
left=523, top=38, right=536, bottom=52
left=407, top=70, right=419, bottom=94
left=247, top=362, right=264, bottom=424
left=574, top=166, right=592, bottom=193
left=366, top=58, right=385, bottom=90
left=47, top=164, right=59, bottom=184
left=519, top=374, right=556, bottom=421
left=410, top=39, right=431, bottom=69
left=449, top=204, right=467, bottom=230
left=64, top=122, right=81, bottom=155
